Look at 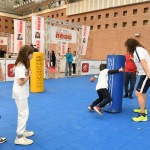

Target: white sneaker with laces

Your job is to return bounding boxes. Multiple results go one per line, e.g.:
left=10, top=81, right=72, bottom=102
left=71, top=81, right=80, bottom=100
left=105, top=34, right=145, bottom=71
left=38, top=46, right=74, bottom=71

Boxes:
left=15, top=136, right=33, bottom=145
left=24, top=130, right=34, bottom=137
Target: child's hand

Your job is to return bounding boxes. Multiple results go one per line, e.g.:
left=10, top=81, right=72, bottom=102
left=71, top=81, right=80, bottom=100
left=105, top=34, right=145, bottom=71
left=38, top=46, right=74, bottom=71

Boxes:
left=119, top=67, right=124, bottom=72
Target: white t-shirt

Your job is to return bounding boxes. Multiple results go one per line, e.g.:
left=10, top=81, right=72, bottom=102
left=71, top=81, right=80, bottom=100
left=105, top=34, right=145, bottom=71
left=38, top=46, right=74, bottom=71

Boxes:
left=96, top=69, right=109, bottom=91
left=72, top=55, right=76, bottom=64
left=12, top=64, right=29, bottom=99
left=134, top=47, right=150, bottom=75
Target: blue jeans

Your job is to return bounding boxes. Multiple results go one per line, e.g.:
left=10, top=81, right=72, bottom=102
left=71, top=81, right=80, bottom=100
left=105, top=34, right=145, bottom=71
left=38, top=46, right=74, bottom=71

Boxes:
left=65, top=62, right=72, bottom=76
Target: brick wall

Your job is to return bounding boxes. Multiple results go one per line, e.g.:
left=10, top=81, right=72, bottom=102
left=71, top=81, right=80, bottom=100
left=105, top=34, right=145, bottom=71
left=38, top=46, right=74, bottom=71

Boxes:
left=0, top=2, right=150, bottom=60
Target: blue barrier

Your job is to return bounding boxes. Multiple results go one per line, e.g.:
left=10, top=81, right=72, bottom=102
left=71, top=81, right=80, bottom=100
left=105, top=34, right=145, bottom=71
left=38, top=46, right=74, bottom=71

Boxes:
left=103, top=55, right=125, bottom=113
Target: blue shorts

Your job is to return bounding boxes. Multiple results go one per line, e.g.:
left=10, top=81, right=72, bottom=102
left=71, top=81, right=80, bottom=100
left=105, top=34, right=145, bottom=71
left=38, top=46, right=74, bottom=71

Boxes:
left=136, top=75, right=150, bottom=93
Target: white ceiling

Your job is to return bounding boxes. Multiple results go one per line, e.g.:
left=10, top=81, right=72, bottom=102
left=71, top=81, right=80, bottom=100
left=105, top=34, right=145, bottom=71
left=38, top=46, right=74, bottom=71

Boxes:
left=0, top=0, right=82, bottom=16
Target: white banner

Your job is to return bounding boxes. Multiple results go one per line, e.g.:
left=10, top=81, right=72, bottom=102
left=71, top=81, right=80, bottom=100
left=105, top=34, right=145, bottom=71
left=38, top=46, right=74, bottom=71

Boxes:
left=60, top=42, right=68, bottom=55
left=14, top=19, right=25, bottom=53
left=49, top=26, right=76, bottom=43
left=10, top=34, right=14, bottom=53
left=81, top=60, right=106, bottom=75
left=32, top=16, right=44, bottom=52
left=0, top=37, right=7, bottom=45
left=81, top=25, right=90, bottom=55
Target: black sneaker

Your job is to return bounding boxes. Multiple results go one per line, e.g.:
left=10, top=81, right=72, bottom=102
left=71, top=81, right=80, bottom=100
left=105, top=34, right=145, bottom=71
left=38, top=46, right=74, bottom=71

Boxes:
left=129, top=93, right=132, bottom=99
left=0, top=137, right=7, bottom=144
left=123, top=93, right=128, bottom=98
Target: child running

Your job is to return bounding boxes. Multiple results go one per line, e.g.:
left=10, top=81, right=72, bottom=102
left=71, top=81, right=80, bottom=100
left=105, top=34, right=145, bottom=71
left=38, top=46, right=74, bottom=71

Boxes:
left=88, top=64, right=124, bottom=115
left=12, top=45, right=34, bottom=145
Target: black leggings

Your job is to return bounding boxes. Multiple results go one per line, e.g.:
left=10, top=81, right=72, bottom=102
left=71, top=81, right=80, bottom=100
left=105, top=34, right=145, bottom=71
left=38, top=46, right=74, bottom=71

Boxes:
left=91, top=89, right=111, bottom=108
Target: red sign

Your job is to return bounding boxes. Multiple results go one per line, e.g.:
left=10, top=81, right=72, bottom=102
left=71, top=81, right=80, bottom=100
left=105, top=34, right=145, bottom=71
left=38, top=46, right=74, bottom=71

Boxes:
left=82, top=63, right=89, bottom=73
left=7, top=64, right=15, bottom=77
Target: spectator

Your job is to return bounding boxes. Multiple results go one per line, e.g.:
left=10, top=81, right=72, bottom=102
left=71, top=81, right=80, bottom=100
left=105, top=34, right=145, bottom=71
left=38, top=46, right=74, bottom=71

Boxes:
left=72, top=51, right=77, bottom=75
left=65, top=48, right=73, bottom=77
left=51, top=50, right=56, bottom=67
left=123, top=51, right=138, bottom=99
left=12, top=45, right=34, bottom=145
left=0, top=48, right=6, bottom=58
left=30, top=44, right=38, bottom=52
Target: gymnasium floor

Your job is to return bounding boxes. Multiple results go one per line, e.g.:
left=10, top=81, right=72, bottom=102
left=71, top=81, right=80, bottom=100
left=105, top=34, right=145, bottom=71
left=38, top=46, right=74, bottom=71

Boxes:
left=0, top=76, right=150, bottom=150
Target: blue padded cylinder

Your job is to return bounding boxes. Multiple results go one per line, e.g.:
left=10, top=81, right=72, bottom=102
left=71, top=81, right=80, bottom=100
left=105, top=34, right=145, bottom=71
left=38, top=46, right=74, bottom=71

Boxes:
left=103, top=55, right=125, bottom=113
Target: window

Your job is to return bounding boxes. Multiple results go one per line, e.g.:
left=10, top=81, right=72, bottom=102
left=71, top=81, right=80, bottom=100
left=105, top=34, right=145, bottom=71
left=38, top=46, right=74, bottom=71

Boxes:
left=133, top=9, right=137, bottom=15
left=78, top=18, right=80, bottom=22
left=122, top=22, right=127, bottom=27
left=90, top=26, right=93, bottom=30
left=98, top=15, right=101, bottom=19
left=143, top=20, right=148, bottom=25
left=144, top=7, right=148, bottom=13
left=0, top=18, right=1, bottom=21
left=12, top=27, right=14, bottom=29
left=123, top=11, right=127, bottom=16
left=84, top=17, right=87, bottom=21
left=132, top=21, right=137, bottom=26
left=114, top=12, right=118, bottom=17
left=113, top=23, right=117, bottom=28
left=0, top=25, right=1, bottom=28
left=5, top=26, right=8, bottom=29
left=12, top=20, right=14, bottom=23
left=72, top=19, right=74, bottom=22
left=5, top=19, right=8, bottom=22
left=105, top=24, right=109, bottom=29
left=97, top=25, right=101, bottom=29
left=61, top=13, right=64, bottom=16
left=56, top=14, right=59, bottom=17
left=52, top=15, right=54, bottom=18
left=91, top=16, right=94, bottom=20
left=105, top=13, right=109, bottom=18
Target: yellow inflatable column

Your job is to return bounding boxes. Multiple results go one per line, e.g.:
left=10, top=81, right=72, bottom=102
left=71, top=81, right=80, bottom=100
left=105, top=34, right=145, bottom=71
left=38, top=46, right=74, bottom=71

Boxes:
left=30, top=52, right=44, bottom=92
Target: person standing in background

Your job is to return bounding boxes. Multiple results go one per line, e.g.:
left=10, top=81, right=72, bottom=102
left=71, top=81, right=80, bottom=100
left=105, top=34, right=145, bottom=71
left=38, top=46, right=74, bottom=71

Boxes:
left=123, top=51, right=138, bottom=99
left=72, top=51, right=77, bottom=75
left=0, top=48, right=6, bottom=58
left=65, top=48, right=73, bottom=77
left=51, top=50, right=56, bottom=67
left=125, top=38, right=150, bottom=122
left=0, top=63, right=7, bottom=144
left=12, top=45, right=34, bottom=145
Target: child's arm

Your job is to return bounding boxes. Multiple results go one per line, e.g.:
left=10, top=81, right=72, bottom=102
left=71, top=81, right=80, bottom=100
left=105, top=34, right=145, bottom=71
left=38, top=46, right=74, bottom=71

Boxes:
left=108, top=67, right=124, bottom=74
left=18, top=69, right=32, bottom=86
left=0, top=64, right=4, bottom=81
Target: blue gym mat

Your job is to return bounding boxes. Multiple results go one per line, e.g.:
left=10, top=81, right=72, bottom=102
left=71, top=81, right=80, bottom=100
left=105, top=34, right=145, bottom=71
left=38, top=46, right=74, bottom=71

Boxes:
left=0, top=76, right=150, bottom=150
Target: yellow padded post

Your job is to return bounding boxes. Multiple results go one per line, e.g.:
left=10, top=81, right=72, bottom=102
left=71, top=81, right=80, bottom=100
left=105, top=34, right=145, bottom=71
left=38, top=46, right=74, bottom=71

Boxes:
left=30, top=52, right=44, bottom=92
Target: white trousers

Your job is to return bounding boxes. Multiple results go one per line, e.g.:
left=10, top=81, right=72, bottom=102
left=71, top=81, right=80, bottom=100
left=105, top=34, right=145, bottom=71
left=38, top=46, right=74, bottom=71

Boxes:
left=15, top=98, right=29, bottom=136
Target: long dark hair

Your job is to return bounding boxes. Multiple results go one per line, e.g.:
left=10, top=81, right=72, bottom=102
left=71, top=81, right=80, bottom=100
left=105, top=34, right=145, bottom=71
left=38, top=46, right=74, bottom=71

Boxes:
left=124, top=38, right=143, bottom=54
left=15, top=45, right=34, bottom=69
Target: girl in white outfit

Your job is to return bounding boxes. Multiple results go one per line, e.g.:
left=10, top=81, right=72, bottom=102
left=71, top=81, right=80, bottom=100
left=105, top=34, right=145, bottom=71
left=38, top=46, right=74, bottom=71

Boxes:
left=12, top=45, right=34, bottom=145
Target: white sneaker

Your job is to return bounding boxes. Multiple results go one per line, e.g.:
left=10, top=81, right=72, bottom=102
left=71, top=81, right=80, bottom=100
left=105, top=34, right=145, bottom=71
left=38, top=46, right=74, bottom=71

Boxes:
left=15, top=136, right=33, bottom=145
left=24, top=130, right=34, bottom=137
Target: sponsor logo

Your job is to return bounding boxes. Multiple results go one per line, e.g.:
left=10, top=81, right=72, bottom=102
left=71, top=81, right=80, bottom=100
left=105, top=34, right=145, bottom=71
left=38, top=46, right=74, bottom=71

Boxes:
left=8, top=64, right=15, bottom=77
left=82, top=63, right=89, bottom=72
